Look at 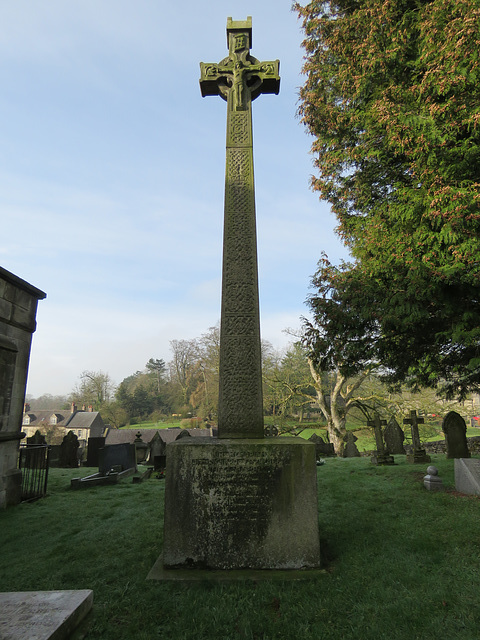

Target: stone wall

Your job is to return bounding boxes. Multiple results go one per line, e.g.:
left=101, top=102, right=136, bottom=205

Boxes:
left=358, top=435, right=480, bottom=457
left=0, top=267, right=45, bottom=508
left=403, top=436, right=480, bottom=456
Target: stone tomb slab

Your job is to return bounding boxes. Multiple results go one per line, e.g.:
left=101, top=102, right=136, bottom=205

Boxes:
left=159, top=437, right=320, bottom=572
left=455, top=458, right=480, bottom=496
left=0, top=590, right=93, bottom=640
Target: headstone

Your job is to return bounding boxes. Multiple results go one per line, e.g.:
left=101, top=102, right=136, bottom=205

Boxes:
left=27, top=430, right=47, bottom=446
left=153, top=454, right=166, bottom=471
left=175, top=430, right=192, bottom=440
left=59, top=431, right=79, bottom=468
left=423, top=465, right=444, bottom=491
left=342, top=431, right=360, bottom=458
left=443, top=411, right=470, bottom=459
left=98, top=443, right=136, bottom=474
left=403, top=410, right=431, bottom=464
left=157, top=18, right=320, bottom=576
left=455, top=458, right=480, bottom=496
left=367, top=414, right=394, bottom=465
left=48, top=444, right=62, bottom=467
left=86, top=437, right=106, bottom=467
left=383, top=417, right=405, bottom=454
left=309, top=433, right=336, bottom=457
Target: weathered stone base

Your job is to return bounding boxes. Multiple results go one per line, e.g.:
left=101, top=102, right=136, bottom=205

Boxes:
left=406, top=449, right=431, bottom=464
left=371, top=453, right=395, bottom=465
left=161, top=438, right=320, bottom=571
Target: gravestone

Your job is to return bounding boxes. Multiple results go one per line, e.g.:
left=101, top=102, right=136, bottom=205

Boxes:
left=368, top=414, right=394, bottom=465
left=309, top=433, right=336, bottom=458
left=443, top=411, right=470, bottom=459
left=27, top=430, right=46, bottom=446
left=59, top=431, right=79, bottom=468
left=86, top=436, right=106, bottom=467
left=48, top=444, right=62, bottom=467
left=98, top=443, right=136, bottom=474
left=343, top=432, right=360, bottom=458
left=403, top=410, right=431, bottom=464
left=157, top=18, right=320, bottom=576
left=455, top=458, right=480, bottom=495
left=0, top=590, right=93, bottom=640
left=24, top=431, right=48, bottom=469
left=383, top=417, right=405, bottom=455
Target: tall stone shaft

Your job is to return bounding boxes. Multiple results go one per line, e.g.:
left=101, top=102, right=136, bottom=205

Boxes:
left=200, top=17, right=280, bottom=438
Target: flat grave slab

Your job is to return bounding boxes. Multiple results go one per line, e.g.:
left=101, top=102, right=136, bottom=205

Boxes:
left=455, top=458, right=480, bottom=496
left=0, top=590, right=93, bottom=640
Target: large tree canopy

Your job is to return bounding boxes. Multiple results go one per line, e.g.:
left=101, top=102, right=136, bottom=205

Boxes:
left=295, top=0, right=480, bottom=398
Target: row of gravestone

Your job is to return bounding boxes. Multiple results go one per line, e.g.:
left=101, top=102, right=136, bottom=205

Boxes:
left=27, top=430, right=81, bottom=468
left=310, top=410, right=472, bottom=459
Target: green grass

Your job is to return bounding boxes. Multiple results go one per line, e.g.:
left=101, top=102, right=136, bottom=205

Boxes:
left=2, top=458, right=479, bottom=639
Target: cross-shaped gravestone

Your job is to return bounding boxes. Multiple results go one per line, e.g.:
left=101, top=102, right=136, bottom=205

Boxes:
left=367, top=413, right=394, bottom=465
left=403, top=410, right=431, bottom=463
left=200, top=17, right=280, bottom=439
left=403, top=410, right=424, bottom=451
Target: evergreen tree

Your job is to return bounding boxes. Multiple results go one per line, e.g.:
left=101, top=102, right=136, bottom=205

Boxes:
left=296, top=0, right=480, bottom=398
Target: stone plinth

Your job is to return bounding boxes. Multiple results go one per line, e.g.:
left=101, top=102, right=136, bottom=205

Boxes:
left=406, top=449, right=431, bottom=464
left=161, top=437, right=320, bottom=571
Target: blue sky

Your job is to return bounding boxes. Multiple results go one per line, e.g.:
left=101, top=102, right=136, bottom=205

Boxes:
left=1, top=1, right=349, bottom=397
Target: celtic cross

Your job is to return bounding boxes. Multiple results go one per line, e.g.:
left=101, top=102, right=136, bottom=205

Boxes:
left=200, top=17, right=280, bottom=439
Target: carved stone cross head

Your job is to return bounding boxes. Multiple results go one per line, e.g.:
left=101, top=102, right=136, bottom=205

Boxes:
left=200, top=16, right=280, bottom=111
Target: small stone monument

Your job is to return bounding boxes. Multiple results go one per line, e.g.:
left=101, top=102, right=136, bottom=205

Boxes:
left=443, top=411, right=470, bottom=459
left=343, top=431, right=360, bottom=458
left=309, top=433, right=336, bottom=458
left=59, top=431, right=79, bottom=468
left=155, top=18, right=320, bottom=576
left=403, top=410, right=431, bottom=464
left=368, top=414, right=394, bottom=465
left=383, top=417, right=405, bottom=455
left=423, top=465, right=444, bottom=492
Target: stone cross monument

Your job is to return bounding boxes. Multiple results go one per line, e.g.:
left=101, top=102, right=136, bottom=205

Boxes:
left=200, top=17, right=279, bottom=439
left=154, top=18, right=320, bottom=577
left=367, top=413, right=394, bottom=465
left=403, top=410, right=431, bottom=463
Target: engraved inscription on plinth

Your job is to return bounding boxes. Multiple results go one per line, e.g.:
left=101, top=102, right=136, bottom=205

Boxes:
left=163, top=438, right=321, bottom=570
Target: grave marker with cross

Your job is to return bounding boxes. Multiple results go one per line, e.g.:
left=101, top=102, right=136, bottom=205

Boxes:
left=200, top=17, right=280, bottom=439
left=367, top=413, right=395, bottom=465
left=403, top=410, right=431, bottom=463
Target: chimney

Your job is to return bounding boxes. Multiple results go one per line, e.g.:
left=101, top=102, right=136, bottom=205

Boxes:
left=71, top=402, right=77, bottom=414
left=24, top=403, right=30, bottom=414
left=88, top=405, right=93, bottom=412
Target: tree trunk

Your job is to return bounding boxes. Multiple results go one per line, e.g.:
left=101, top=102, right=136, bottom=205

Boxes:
left=326, top=416, right=346, bottom=456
